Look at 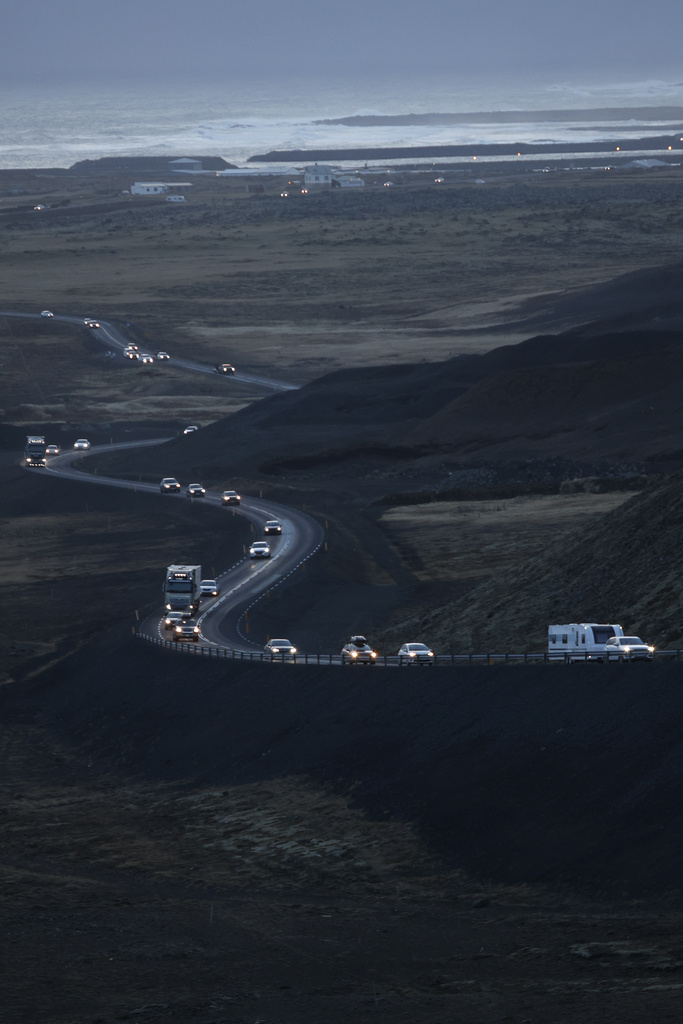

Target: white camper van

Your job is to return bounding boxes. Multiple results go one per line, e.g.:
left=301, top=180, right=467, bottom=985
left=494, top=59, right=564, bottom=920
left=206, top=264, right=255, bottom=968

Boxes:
left=548, top=623, right=624, bottom=662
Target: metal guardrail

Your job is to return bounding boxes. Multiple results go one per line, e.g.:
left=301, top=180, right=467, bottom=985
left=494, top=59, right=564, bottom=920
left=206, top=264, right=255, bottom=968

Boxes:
left=135, top=633, right=683, bottom=666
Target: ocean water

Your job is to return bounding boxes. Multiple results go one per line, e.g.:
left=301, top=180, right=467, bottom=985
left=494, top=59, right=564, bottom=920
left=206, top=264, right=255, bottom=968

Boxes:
left=2, top=74, right=683, bottom=170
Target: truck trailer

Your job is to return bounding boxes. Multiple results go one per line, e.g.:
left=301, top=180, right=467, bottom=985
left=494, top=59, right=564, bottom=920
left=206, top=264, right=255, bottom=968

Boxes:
left=25, top=435, right=47, bottom=467
left=164, top=564, right=202, bottom=614
left=548, top=622, right=624, bottom=662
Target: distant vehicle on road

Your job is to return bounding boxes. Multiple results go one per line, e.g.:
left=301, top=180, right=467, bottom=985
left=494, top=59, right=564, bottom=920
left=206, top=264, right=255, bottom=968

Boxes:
left=398, top=642, right=435, bottom=664
left=605, top=636, right=654, bottom=661
left=45, top=444, right=60, bottom=455
left=186, top=483, right=205, bottom=497
left=183, top=425, right=199, bottom=434
left=215, top=363, right=236, bottom=374
left=548, top=623, right=624, bottom=662
left=264, top=638, right=297, bottom=659
left=264, top=520, right=282, bottom=535
left=156, top=351, right=170, bottom=360
left=40, top=310, right=54, bottom=317
left=249, top=541, right=271, bottom=559
left=124, top=348, right=139, bottom=359
left=84, top=318, right=100, bottom=328
left=342, top=636, right=377, bottom=664
left=140, top=353, right=154, bottom=364
left=200, top=579, right=219, bottom=597
left=221, top=490, right=241, bottom=505
left=25, top=434, right=47, bottom=467
left=173, top=619, right=200, bottom=641
left=163, top=610, right=187, bottom=629
left=73, top=439, right=90, bottom=450
left=160, top=477, right=181, bottom=492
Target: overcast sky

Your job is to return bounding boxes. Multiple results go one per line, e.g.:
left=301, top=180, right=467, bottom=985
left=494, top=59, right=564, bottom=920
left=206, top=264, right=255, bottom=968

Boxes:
left=2, top=0, right=681, bottom=88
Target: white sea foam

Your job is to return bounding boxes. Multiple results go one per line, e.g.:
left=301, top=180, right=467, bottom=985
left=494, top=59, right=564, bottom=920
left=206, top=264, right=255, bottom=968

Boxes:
left=0, top=75, right=682, bottom=170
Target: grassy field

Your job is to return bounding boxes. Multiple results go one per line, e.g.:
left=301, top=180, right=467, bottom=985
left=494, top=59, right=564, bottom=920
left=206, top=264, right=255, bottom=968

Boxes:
left=3, top=164, right=683, bottom=394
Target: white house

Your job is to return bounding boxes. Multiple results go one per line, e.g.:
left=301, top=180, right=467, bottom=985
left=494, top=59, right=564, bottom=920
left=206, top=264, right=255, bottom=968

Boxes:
left=131, top=182, right=169, bottom=195
left=304, top=163, right=335, bottom=187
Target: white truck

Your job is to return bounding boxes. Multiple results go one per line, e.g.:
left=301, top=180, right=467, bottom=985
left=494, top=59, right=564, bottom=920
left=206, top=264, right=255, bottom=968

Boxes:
left=163, top=564, right=202, bottom=615
left=548, top=623, right=624, bottom=662
left=25, top=434, right=47, bottom=467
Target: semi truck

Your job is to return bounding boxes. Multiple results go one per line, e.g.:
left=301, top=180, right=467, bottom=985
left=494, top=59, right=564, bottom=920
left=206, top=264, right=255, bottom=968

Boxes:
left=164, top=564, right=202, bottom=615
left=25, top=435, right=47, bottom=467
left=548, top=622, right=624, bottom=662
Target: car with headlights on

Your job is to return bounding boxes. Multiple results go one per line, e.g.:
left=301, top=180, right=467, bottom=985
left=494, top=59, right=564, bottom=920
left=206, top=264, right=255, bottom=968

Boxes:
left=200, top=579, right=219, bottom=597
left=160, top=477, right=181, bottom=493
left=186, top=482, right=206, bottom=497
left=40, top=310, right=54, bottom=317
left=264, top=520, right=282, bottom=535
left=173, top=618, right=200, bottom=641
left=45, top=444, right=60, bottom=455
left=341, top=636, right=377, bottom=664
left=140, top=353, right=154, bottom=364
left=156, top=351, right=170, bottom=360
left=264, top=638, right=297, bottom=659
left=183, top=424, right=199, bottom=434
left=163, top=610, right=187, bottom=630
left=215, top=362, right=236, bottom=374
left=221, top=490, right=241, bottom=505
left=604, top=635, right=654, bottom=661
left=398, top=642, right=435, bottom=664
left=73, top=438, right=90, bottom=450
left=84, top=318, right=100, bottom=328
left=250, top=541, right=271, bottom=559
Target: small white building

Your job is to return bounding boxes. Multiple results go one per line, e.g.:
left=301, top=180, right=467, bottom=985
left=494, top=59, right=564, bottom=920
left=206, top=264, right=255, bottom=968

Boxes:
left=131, top=182, right=169, bottom=195
left=335, top=174, right=364, bottom=188
left=304, top=163, right=335, bottom=187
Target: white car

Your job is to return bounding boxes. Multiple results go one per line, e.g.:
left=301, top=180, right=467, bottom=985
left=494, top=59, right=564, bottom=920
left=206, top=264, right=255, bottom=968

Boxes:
left=156, top=351, right=170, bottom=360
left=140, top=353, right=154, bottom=364
left=40, top=310, right=54, bottom=317
left=398, top=642, right=435, bottom=664
left=250, top=541, right=271, bottom=559
left=186, top=483, right=205, bottom=497
left=264, top=638, right=297, bottom=659
left=45, top=444, right=60, bottom=455
left=183, top=425, right=199, bottom=435
left=200, top=579, right=219, bottom=597
left=124, top=348, right=139, bottom=359
left=604, top=636, right=654, bottom=662
left=84, top=318, right=100, bottom=328
left=264, top=520, right=282, bottom=535
left=73, top=439, right=90, bottom=450
left=163, top=610, right=187, bottom=629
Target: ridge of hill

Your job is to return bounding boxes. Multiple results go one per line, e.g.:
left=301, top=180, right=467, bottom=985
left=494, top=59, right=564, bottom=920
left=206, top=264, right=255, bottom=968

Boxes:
left=380, top=471, right=683, bottom=653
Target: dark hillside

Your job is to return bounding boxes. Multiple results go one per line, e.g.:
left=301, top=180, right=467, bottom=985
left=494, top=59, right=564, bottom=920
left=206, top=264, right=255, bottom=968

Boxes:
left=89, top=319, right=683, bottom=504
left=382, top=472, right=683, bottom=653
left=8, top=630, right=683, bottom=893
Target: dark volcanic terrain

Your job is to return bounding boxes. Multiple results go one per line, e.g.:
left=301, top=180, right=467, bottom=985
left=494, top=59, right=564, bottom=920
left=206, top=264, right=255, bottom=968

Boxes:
left=4, top=174, right=683, bottom=1021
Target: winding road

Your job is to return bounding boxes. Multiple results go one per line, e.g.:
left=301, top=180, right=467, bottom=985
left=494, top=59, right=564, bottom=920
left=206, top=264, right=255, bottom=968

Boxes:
left=0, top=310, right=297, bottom=393
left=39, top=440, right=325, bottom=658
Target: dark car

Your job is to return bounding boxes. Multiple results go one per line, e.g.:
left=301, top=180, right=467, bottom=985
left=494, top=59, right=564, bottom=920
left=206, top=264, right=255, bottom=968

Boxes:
left=160, top=477, right=181, bottom=492
left=341, top=636, right=377, bottom=664
left=264, top=520, right=282, bottom=535
left=221, top=490, right=241, bottom=505
left=173, top=619, right=200, bottom=641
left=215, top=363, right=236, bottom=374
